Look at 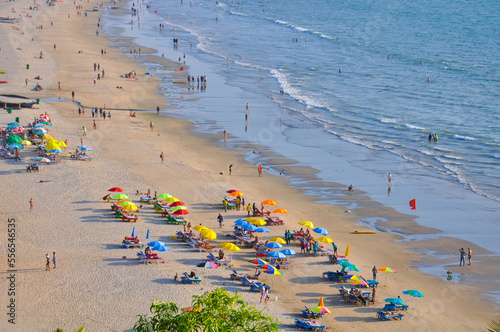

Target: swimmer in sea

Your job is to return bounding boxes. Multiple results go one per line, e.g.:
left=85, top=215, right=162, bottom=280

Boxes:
left=348, top=184, right=353, bottom=191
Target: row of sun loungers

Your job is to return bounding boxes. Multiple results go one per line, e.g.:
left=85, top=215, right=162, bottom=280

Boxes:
left=339, top=287, right=371, bottom=306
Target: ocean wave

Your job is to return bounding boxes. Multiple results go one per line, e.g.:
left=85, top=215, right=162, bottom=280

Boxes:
left=444, top=154, right=463, bottom=160
left=404, top=123, right=425, bottom=131
left=381, top=140, right=401, bottom=146
left=417, top=149, right=435, bottom=156
left=453, top=134, right=476, bottom=141
left=381, top=118, right=398, bottom=124
left=273, top=19, right=310, bottom=33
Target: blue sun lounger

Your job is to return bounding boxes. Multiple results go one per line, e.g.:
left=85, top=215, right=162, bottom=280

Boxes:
left=294, top=318, right=326, bottom=331
left=377, top=311, right=405, bottom=321
left=181, top=272, right=201, bottom=284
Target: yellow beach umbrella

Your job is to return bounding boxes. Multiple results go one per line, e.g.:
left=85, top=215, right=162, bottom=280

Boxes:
left=218, top=242, right=234, bottom=247
left=21, top=140, right=32, bottom=146
left=317, top=236, right=333, bottom=243
left=269, top=237, right=286, bottom=244
left=252, top=219, right=267, bottom=226
left=345, top=244, right=350, bottom=257
left=201, top=229, right=217, bottom=240
left=298, top=221, right=314, bottom=229
left=194, top=225, right=208, bottom=232
left=121, top=204, right=138, bottom=211
left=165, top=197, right=180, bottom=203
left=56, top=140, right=67, bottom=147
left=222, top=243, right=241, bottom=251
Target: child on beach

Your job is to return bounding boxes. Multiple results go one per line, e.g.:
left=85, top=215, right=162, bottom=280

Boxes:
left=45, top=254, right=50, bottom=271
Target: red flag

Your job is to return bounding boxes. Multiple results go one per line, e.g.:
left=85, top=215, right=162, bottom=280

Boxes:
left=409, top=199, right=416, bottom=210
left=179, top=67, right=184, bottom=71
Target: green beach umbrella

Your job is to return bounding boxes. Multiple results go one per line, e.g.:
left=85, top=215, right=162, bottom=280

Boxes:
left=170, top=205, right=187, bottom=211
left=6, top=135, right=22, bottom=143
left=112, top=194, right=129, bottom=200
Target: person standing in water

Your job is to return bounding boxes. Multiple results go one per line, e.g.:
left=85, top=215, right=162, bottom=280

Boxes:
left=388, top=173, right=392, bottom=187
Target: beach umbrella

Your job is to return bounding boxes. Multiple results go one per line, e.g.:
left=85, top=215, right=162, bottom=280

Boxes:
left=40, top=121, right=52, bottom=126
left=33, top=124, right=44, bottom=128
left=170, top=201, right=185, bottom=207
left=378, top=267, right=397, bottom=286
left=11, top=126, right=24, bottom=133
left=80, top=146, right=92, bottom=151
left=131, top=227, right=136, bottom=237
left=194, top=225, right=208, bottom=232
left=146, top=229, right=150, bottom=239
left=248, top=258, right=268, bottom=265
left=121, top=204, right=138, bottom=211
left=345, top=274, right=361, bottom=280
left=251, top=219, right=267, bottom=226
left=298, top=221, right=314, bottom=229
left=170, top=205, right=187, bottom=212
left=7, top=122, right=20, bottom=126
left=272, top=208, right=288, bottom=213
left=268, top=251, right=286, bottom=259
left=108, top=187, right=124, bottom=192
left=222, top=243, right=241, bottom=252
left=265, top=242, right=283, bottom=249
left=165, top=197, right=180, bottom=203
left=254, top=227, right=270, bottom=233
left=316, top=236, right=333, bottom=243
left=8, top=143, right=23, bottom=150
left=351, top=279, right=369, bottom=287
left=49, top=149, right=63, bottom=154
left=258, top=264, right=276, bottom=270
left=229, top=191, right=244, bottom=197
left=200, top=229, right=217, bottom=240
left=31, top=157, right=51, bottom=163
left=245, top=217, right=265, bottom=224
left=76, top=144, right=87, bottom=149
left=112, top=194, right=129, bottom=200
left=264, top=268, right=283, bottom=275
left=147, top=241, right=170, bottom=252
left=402, top=289, right=424, bottom=306
left=384, top=298, right=406, bottom=306
left=345, top=244, right=350, bottom=257
left=313, top=227, right=329, bottom=235
left=7, top=135, right=22, bottom=143
left=242, top=224, right=257, bottom=231
left=261, top=200, right=277, bottom=205
left=157, top=193, right=173, bottom=199
left=339, top=261, right=359, bottom=271
left=118, top=200, right=133, bottom=206
left=218, top=242, right=234, bottom=247
left=226, top=189, right=238, bottom=193
left=269, top=237, right=286, bottom=244
left=173, top=209, right=189, bottom=215
left=311, top=297, right=331, bottom=323
left=21, top=140, right=32, bottom=146
left=234, top=219, right=249, bottom=226
left=279, top=248, right=296, bottom=256
left=201, top=261, right=218, bottom=269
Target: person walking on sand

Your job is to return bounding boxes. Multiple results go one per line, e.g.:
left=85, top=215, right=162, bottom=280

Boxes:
left=150, top=121, right=155, bottom=131
left=258, top=164, right=262, bottom=177
left=157, top=106, right=160, bottom=115
left=72, top=90, right=75, bottom=100
left=83, top=126, right=87, bottom=136
left=160, top=152, right=165, bottom=164
left=45, top=254, right=50, bottom=271
left=372, top=266, right=378, bottom=280
left=217, top=213, right=223, bottom=228
left=260, top=284, right=267, bottom=303
left=371, top=285, right=376, bottom=303
left=459, top=248, right=466, bottom=266
left=93, top=120, right=96, bottom=130
left=229, top=164, right=233, bottom=175
left=53, top=252, right=57, bottom=269
left=468, top=247, right=472, bottom=265
left=30, top=198, right=34, bottom=212
left=223, top=198, right=228, bottom=212
left=246, top=203, right=251, bottom=216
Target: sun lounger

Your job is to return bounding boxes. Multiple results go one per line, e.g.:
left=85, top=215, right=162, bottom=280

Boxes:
left=136, top=251, right=165, bottom=264
left=329, top=254, right=348, bottom=264
left=294, top=318, right=326, bottom=331
left=181, top=272, right=201, bottom=284
left=323, top=271, right=347, bottom=282
left=140, top=196, right=156, bottom=204
left=377, top=311, right=405, bottom=321
left=253, top=208, right=270, bottom=217
left=230, top=269, right=259, bottom=281
left=383, top=303, right=409, bottom=311
left=122, top=238, right=143, bottom=248
left=265, top=216, right=284, bottom=226
left=241, top=275, right=261, bottom=287
left=121, top=215, right=138, bottom=222
left=301, top=306, right=324, bottom=319
left=250, top=283, right=269, bottom=292
left=26, top=164, right=40, bottom=172
left=206, top=251, right=231, bottom=265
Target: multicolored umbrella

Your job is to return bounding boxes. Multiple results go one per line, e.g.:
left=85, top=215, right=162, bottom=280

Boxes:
left=170, top=206, right=187, bottom=212
left=311, top=297, right=332, bottom=314
left=11, top=126, right=24, bottom=133
left=248, top=258, right=268, bottom=265
left=351, top=279, right=369, bottom=287
left=264, top=268, right=283, bottom=275
left=384, top=298, right=406, bottom=306
left=112, top=194, right=129, bottom=200
left=402, top=290, right=423, bottom=298
left=202, top=261, right=218, bottom=269
left=378, top=266, right=397, bottom=286
left=298, top=221, right=314, bottom=229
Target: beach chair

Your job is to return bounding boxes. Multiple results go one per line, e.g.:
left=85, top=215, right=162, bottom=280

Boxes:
left=383, top=303, right=409, bottom=311
left=253, top=208, right=270, bottom=217
left=377, top=311, right=405, bottom=321
left=230, top=270, right=259, bottom=281
left=301, top=306, right=324, bottom=319
left=294, top=318, right=326, bottom=331
left=265, top=216, right=284, bottom=226
left=181, top=272, right=201, bottom=284
left=122, top=237, right=143, bottom=248
left=366, top=279, right=379, bottom=288
left=241, top=275, right=261, bottom=287
left=121, top=215, right=139, bottom=222
left=136, top=251, right=165, bottom=264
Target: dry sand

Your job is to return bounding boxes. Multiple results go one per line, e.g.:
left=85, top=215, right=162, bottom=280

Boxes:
left=0, top=1, right=499, bottom=331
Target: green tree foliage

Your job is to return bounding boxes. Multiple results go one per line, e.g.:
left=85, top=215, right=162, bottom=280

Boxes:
left=134, top=287, right=280, bottom=332
left=487, top=319, right=500, bottom=332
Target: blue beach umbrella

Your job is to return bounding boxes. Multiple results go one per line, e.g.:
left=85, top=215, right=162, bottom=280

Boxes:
left=80, top=146, right=92, bottom=151
left=33, top=124, right=44, bottom=128
left=242, top=224, right=257, bottom=231
left=234, top=219, right=249, bottom=226
left=49, top=149, right=62, bottom=154
left=146, top=229, right=150, bottom=239
left=131, top=227, right=136, bottom=237
left=7, top=122, right=19, bottom=126
left=254, top=227, right=270, bottom=233
left=147, top=241, right=170, bottom=252
left=265, top=242, right=284, bottom=249
left=8, top=143, right=23, bottom=150
left=313, top=227, right=329, bottom=235
left=279, top=248, right=296, bottom=256
left=268, top=251, right=286, bottom=259
left=385, top=298, right=406, bottom=306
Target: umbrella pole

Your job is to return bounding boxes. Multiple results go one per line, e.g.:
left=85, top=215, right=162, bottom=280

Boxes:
left=385, top=275, right=387, bottom=287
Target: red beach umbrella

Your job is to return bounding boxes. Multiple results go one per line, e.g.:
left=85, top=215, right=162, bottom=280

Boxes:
left=170, top=201, right=185, bottom=207
left=226, top=189, right=238, bottom=193
left=108, top=187, right=124, bottom=192
left=173, top=209, right=189, bottom=215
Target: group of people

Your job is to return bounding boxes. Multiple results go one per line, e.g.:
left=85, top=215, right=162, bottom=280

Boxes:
left=459, top=247, right=472, bottom=266
left=45, top=252, right=57, bottom=271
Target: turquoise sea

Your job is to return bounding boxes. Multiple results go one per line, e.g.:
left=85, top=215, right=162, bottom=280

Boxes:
left=104, top=0, right=500, bottom=253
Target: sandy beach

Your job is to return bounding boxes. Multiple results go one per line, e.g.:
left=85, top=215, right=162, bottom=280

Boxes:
left=1, top=1, right=499, bottom=331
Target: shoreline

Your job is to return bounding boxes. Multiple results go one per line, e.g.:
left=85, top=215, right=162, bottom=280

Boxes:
left=0, top=1, right=499, bottom=331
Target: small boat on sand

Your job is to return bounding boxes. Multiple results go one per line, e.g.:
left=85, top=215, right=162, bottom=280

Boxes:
left=0, top=17, right=22, bottom=23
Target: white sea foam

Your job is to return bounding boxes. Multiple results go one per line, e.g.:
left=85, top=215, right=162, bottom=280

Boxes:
left=404, top=123, right=425, bottom=131
left=453, top=134, right=476, bottom=141
left=381, top=118, right=398, bottom=124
